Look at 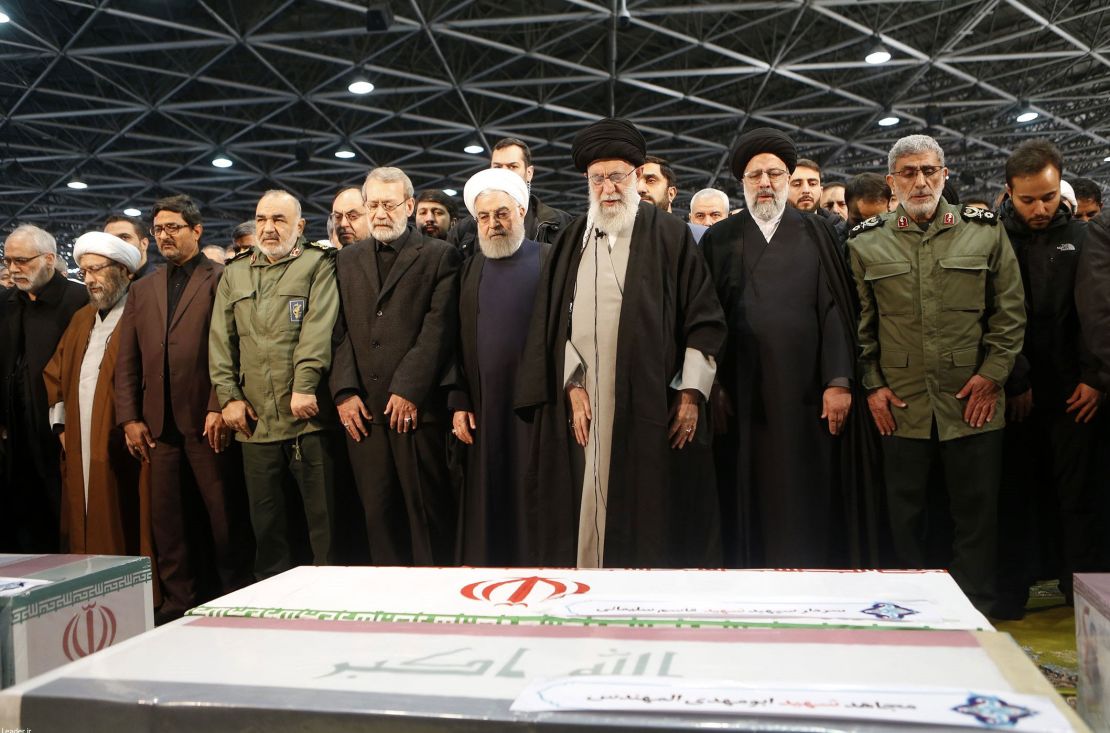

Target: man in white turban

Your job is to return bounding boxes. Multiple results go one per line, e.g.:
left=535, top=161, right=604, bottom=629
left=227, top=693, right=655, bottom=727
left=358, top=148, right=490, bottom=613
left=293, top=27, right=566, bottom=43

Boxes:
left=449, top=167, right=557, bottom=564
left=43, top=233, right=158, bottom=587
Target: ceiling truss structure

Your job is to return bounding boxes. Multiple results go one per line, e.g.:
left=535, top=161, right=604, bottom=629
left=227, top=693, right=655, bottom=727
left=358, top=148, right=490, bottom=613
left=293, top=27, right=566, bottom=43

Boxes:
left=1, top=0, right=1109, bottom=249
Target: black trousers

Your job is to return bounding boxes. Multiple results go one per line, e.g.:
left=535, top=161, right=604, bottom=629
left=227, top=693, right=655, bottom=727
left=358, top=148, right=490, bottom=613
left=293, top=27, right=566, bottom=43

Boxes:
left=999, top=406, right=1095, bottom=602
left=882, top=426, right=1003, bottom=612
left=347, top=421, right=455, bottom=566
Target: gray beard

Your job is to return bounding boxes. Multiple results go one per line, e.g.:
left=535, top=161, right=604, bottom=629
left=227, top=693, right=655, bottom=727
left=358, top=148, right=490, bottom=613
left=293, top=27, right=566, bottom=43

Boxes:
left=901, top=190, right=941, bottom=221
left=744, top=186, right=787, bottom=222
left=589, top=184, right=640, bottom=235
left=373, top=218, right=407, bottom=244
left=478, top=227, right=525, bottom=259
left=87, top=275, right=129, bottom=311
left=259, top=238, right=296, bottom=261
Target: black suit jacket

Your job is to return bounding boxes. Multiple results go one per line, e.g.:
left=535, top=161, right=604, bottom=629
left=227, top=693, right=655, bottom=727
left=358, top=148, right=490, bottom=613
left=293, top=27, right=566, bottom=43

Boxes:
left=330, top=226, right=461, bottom=423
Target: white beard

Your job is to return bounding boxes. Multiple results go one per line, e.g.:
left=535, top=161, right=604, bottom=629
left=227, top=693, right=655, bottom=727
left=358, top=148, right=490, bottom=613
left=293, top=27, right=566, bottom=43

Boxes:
left=744, top=184, right=788, bottom=222
left=588, top=179, right=640, bottom=235
left=258, top=233, right=297, bottom=261
left=900, top=187, right=942, bottom=221
left=478, top=226, right=525, bottom=259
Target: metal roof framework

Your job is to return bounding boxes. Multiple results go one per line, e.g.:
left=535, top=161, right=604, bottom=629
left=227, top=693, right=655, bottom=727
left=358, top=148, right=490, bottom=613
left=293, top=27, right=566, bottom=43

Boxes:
left=1, top=0, right=1108, bottom=246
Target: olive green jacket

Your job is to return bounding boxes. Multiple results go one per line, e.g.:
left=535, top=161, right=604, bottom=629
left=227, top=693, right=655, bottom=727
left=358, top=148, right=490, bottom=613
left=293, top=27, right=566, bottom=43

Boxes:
left=208, top=238, right=339, bottom=443
left=847, top=200, right=1026, bottom=441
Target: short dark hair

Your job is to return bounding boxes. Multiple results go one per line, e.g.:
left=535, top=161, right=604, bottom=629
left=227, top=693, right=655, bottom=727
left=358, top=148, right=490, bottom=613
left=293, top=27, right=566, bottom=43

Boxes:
left=845, top=172, right=892, bottom=206
left=795, top=158, right=822, bottom=176
left=1005, top=139, right=1063, bottom=187
left=231, top=220, right=255, bottom=240
left=644, top=155, right=677, bottom=189
left=415, top=189, right=458, bottom=220
left=151, top=194, right=202, bottom=227
left=104, top=214, right=145, bottom=240
left=1071, top=177, right=1103, bottom=205
left=823, top=181, right=845, bottom=192
left=963, top=193, right=993, bottom=209
left=492, top=137, right=532, bottom=168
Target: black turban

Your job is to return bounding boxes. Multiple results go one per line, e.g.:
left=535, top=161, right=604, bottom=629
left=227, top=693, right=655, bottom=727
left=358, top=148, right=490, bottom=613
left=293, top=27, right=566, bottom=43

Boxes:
left=571, top=118, right=647, bottom=172
left=729, top=127, right=798, bottom=179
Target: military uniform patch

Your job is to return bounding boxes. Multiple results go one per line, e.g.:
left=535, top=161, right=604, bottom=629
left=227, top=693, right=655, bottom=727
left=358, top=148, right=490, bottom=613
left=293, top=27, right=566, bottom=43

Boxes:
left=848, top=215, right=885, bottom=239
left=943, top=212, right=954, bottom=225
left=288, top=298, right=306, bottom=322
left=961, top=206, right=997, bottom=225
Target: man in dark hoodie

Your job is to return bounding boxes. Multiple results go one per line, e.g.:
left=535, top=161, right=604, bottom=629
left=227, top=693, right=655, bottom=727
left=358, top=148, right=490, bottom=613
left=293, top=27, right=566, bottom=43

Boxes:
left=995, top=139, right=1100, bottom=618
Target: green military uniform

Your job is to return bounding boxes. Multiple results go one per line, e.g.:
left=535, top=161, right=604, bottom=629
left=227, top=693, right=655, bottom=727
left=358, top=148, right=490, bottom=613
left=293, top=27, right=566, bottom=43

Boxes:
left=209, top=237, right=340, bottom=578
left=848, top=198, right=1026, bottom=613
left=849, top=199, right=1026, bottom=439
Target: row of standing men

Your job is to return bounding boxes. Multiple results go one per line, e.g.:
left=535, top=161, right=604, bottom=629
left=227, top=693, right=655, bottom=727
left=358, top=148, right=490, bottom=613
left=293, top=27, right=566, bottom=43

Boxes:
left=2, top=119, right=1108, bottom=622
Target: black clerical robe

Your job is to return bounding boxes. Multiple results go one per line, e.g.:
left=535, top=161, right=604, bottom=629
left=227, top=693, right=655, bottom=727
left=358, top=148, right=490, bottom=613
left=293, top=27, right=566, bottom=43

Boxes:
left=518, top=203, right=727, bottom=568
left=701, top=206, right=883, bottom=568
left=450, top=239, right=554, bottom=565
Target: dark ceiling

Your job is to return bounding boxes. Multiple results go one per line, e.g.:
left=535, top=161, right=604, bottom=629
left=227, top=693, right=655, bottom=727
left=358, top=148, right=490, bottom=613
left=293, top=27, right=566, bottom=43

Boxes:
left=2, top=0, right=1109, bottom=248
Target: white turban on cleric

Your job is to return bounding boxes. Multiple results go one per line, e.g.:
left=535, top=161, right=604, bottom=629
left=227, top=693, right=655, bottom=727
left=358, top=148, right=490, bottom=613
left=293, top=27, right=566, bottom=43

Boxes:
left=463, top=168, right=530, bottom=218
left=72, top=231, right=141, bottom=273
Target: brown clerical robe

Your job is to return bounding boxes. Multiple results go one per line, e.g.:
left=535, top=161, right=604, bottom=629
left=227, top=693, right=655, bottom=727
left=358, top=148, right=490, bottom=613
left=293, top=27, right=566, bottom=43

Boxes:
left=43, top=301, right=159, bottom=603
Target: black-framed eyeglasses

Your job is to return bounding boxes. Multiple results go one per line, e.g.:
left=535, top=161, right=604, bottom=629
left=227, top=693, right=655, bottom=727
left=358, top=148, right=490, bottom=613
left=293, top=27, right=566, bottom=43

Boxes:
left=586, top=169, right=635, bottom=187
left=1, top=253, right=48, bottom=268
left=892, top=165, right=943, bottom=180
left=331, top=210, right=366, bottom=224
left=79, top=262, right=123, bottom=280
left=151, top=223, right=191, bottom=237
left=742, top=168, right=788, bottom=182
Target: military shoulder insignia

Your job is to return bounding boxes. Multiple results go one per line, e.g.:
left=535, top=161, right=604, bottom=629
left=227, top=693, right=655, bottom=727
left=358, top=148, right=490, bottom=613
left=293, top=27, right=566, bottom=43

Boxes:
left=848, top=215, right=885, bottom=239
left=227, top=248, right=252, bottom=264
left=961, top=206, right=997, bottom=225
left=302, top=239, right=337, bottom=257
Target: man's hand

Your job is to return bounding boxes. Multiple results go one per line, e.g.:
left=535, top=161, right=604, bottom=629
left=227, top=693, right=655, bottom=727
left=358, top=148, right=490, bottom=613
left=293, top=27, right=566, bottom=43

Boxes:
left=222, top=400, right=258, bottom=439
left=822, top=386, right=852, bottom=436
left=1007, top=388, right=1033, bottom=423
left=669, top=389, right=701, bottom=450
left=453, top=411, right=477, bottom=445
left=58, top=431, right=65, bottom=451
left=566, top=385, right=592, bottom=447
left=290, top=392, right=319, bottom=421
left=1066, top=383, right=1104, bottom=424
left=956, top=374, right=1000, bottom=428
left=384, top=394, right=418, bottom=433
left=867, top=387, right=907, bottom=436
left=710, top=383, right=733, bottom=435
left=123, top=420, right=156, bottom=462
left=337, top=394, right=372, bottom=442
left=202, top=411, right=231, bottom=453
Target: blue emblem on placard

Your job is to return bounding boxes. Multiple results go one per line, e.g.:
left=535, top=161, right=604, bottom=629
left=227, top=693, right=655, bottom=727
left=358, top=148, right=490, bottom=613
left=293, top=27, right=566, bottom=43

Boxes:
left=953, top=694, right=1035, bottom=727
left=861, top=602, right=918, bottom=621
left=288, top=298, right=306, bottom=323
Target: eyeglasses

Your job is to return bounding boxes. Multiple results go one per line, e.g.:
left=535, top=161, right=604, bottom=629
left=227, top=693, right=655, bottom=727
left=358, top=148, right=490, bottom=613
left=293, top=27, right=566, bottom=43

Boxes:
left=891, top=166, right=943, bottom=180
left=586, top=170, right=635, bottom=187
left=330, top=210, right=365, bottom=224
left=365, top=199, right=411, bottom=213
left=1, top=253, right=48, bottom=268
left=151, top=223, right=191, bottom=237
left=476, top=208, right=515, bottom=225
left=79, top=262, right=122, bottom=280
left=742, top=168, right=788, bottom=182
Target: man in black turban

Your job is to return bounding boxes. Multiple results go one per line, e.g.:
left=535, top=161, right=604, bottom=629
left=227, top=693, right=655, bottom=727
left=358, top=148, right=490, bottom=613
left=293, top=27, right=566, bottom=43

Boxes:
left=701, top=127, right=883, bottom=570
left=516, top=117, right=727, bottom=568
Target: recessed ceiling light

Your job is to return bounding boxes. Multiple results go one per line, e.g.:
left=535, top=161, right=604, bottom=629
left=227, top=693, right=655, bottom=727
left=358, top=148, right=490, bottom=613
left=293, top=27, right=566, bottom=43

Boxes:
left=348, top=79, right=374, bottom=95
left=442, top=188, right=458, bottom=197
left=463, top=144, right=484, bottom=155
left=212, top=155, right=233, bottom=168
left=878, top=115, right=900, bottom=127
left=334, top=148, right=356, bottom=159
left=123, top=207, right=142, bottom=217
left=67, top=178, right=88, bottom=190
